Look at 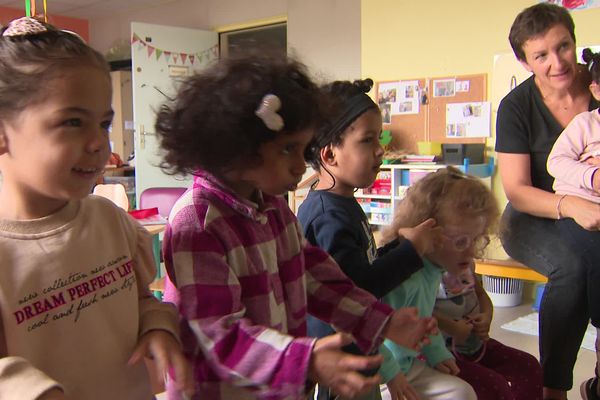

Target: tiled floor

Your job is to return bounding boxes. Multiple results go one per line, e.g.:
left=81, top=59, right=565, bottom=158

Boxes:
left=491, top=302, right=596, bottom=400
left=157, top=302, right=597, bottom=400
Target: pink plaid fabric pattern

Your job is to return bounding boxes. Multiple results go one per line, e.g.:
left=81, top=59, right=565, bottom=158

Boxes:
left=163, top=171, right=392, bottom=399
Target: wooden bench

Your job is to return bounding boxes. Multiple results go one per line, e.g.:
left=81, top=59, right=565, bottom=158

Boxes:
left=474, top=258, right=548, bottom=283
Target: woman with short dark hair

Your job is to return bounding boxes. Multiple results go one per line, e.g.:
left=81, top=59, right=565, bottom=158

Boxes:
left=496, top=3, right=600, bottom=400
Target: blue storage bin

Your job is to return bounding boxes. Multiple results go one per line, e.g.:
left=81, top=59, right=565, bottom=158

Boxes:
left=533, top=284, right=545, bottom=311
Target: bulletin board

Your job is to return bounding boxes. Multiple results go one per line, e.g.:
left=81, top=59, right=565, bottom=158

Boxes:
left=376, top=74, right=487, bottom=154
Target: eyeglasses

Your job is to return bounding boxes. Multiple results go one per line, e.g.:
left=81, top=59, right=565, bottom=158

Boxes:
left=443, top=233, right=490, bottom=253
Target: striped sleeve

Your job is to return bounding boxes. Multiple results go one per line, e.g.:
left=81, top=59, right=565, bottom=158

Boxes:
left=302, top=233, right=392, bottom=353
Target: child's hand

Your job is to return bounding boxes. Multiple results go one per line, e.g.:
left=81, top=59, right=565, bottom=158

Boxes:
left=308, top=333, right=383, bottom=399
left=39, top=388, right=66, bottom=400
left=434, top=359, right=460, bottom=375
left=585, top=156, right=600, bottom=167
left=397, top=218, right=442, bottom=256
left=386, top=372, right=420, bottom=400
left=129, top=330, right=194, bottom=398
left=468, top=313, right=491, bottom=341
left=451, top=319, right=474, bottom=345
left=382, top=307, right=438, bottom=351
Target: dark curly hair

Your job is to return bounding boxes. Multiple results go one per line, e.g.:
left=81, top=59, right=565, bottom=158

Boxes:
left=304, top=78, right=378, bottom=171
left=155, top=53, right=325, bottom=176
left=509, top=2, right=575, bottom=62
left=583, top=48, right=600, bottom=85
left=0, top=17, right=108, bottom=121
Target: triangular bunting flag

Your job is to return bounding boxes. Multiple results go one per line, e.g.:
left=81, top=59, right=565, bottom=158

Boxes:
left=173, top=54, right=179, bottom=64
left=181, top=53, right=188, bottom=64
left=131, top=33, right=141, bottom=44
left=189, top=55, right=195, bottom=64
left=164, top=51, right=171, bottom=62
left=147, top=45, right=155, bottom=57
left=156, top=49, right=163, bottom=60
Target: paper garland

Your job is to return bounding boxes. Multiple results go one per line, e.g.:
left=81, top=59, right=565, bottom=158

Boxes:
left=132, top=32, right=218, bottom=65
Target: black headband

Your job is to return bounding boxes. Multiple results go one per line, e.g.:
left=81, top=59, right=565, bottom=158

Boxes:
left=326, top=93, right=378, bottom=137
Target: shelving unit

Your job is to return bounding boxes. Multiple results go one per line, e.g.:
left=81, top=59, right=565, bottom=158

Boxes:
left=357, top=158, right=494, bottom=225
left=290, top=158, right=495, bottom=226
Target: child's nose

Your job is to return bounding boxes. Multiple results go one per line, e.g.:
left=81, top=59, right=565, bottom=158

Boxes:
left=292, top=154, right=306, bottom=175
left=550, top=51, right=567, bottom=70
left=86, top=128, right=108, bottom=153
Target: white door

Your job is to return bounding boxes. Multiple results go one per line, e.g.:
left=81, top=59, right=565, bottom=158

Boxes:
left=131, top=22, right=217, bottom=205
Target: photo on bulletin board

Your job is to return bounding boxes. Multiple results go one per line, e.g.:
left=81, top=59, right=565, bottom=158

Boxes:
left=377, top=81, right=399, bottom=104
left=394, top=80, right=420, bottom=115
left=446, top=101, right=491, bottom=138
left=381, top=103, right=392, bottom=124
left=456, top=80, right=470, bottom=92
left=433, top=79, right=455, bottom=97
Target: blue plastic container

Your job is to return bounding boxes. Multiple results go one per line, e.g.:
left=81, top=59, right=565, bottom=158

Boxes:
left=533, top=284, right=546, bottom=311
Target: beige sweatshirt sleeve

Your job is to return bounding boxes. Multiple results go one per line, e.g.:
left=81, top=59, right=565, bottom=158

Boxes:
left=0, top=357, right=62, bottom=400
left=131, top=221, right=180, bottom=340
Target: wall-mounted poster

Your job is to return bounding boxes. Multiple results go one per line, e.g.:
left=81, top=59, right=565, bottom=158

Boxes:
left=394, top=80, right=420, bottom=115
left=377, top=82, right=399, bottom=104
left=433, top=79, right=455, bottom=97
left=381, top=103, right=392, bottom=124
left=446, top=102, right=491, bottom=138
left=455, top=80, right=470, bottom=92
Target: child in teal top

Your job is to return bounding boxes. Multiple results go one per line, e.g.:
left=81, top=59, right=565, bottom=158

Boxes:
left=381, top=166, right=542, bottom=400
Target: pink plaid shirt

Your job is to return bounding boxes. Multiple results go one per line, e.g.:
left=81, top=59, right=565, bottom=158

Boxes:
left=163, top=171, right=393, bottom=400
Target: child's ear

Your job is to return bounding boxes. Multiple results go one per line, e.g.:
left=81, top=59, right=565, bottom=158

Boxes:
left=320, top=145, right=337, bottom=166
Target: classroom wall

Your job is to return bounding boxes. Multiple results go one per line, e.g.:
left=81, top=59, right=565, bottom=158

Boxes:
left=361, top=0, right=600, bottom=79
left=89, top=0, right=360, bottom=81
left=362, top=0, right=600, bottom=257
left=0, top=6, right=89, bottom=42
left=287, top=0, right=361, bottom=81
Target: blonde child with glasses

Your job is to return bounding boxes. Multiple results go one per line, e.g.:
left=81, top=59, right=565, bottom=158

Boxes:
left=379, top=167, right=543, bottom=400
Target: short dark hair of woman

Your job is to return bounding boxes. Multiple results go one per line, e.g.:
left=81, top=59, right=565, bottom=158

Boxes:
left=508, top=2, right=575, bottom=62
left=155, top=52, right=325, bottom=176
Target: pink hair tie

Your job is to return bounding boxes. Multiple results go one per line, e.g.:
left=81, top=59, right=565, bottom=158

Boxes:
left=3, top=17, right=47, bottom=37
left=255, top=94, right=284, bottom=131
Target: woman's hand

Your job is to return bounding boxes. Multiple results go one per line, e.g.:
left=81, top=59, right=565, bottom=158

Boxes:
left=386, top=372, right=420, bottom=400
left=561, top=195, right=600, bottom=230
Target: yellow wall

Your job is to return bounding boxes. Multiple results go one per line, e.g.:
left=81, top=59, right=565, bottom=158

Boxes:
left=361, top=0, right=600, bottom=79
left=361, top=0, right=600, bottom=257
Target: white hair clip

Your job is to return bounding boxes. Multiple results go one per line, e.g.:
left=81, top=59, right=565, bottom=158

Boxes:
left=3, top=17, right=47, bottom=37
left=255, top=94, right=284, bottom=131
